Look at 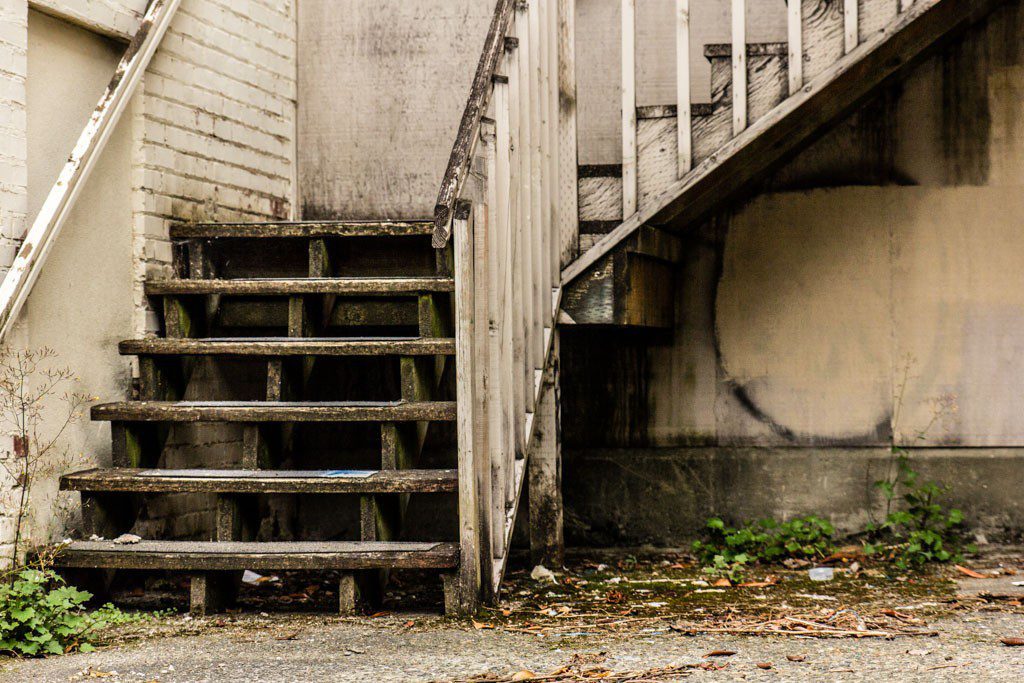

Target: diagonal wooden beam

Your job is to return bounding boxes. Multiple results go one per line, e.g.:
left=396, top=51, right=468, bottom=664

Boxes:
left=0, top=0, right=182, bottom=340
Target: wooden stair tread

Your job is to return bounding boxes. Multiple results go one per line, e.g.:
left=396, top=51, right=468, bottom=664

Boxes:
left=62, top=467, right=458, bottom=493
left=171, top=220, right=434, bottom=239
left=145, top=277, right=454, bottom=296
left=119, top=336, right=455, bottom=356
left=91, top=400, right=457, bottom=422
left=53, top=540, right=459, bottom=570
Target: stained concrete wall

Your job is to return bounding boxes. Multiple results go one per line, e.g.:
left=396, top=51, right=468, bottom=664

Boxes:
left=297, top=0, right=494, bottom=220
left=562, top=1, right=1024, bottom=545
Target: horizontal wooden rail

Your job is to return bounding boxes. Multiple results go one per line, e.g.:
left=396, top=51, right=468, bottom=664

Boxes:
left=0, top=0, right=181, bottom=340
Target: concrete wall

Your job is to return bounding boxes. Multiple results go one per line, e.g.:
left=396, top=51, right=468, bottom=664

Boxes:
left=562, top=1, right=1024, bottom=545
left=297, top=0, right=494, bottom=220
left=0, top=0, right=298, bottom=561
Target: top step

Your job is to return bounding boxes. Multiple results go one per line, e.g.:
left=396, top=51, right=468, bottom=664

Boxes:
left=170, top=220, right=435, bottom=240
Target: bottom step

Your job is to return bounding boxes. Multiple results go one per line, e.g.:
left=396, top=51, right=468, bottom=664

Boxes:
left=54, top=540, right=459, bottom=571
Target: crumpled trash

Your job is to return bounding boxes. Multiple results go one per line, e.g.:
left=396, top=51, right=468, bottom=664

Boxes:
left=88, top=534, right=105, bottom=542
left=242, top=570, right=280, bottom=585
left=530, top=565, right=557, bottom=583
left=808, top=567, right=834, bottom=582
left=111, top=533, right=142, bottom=544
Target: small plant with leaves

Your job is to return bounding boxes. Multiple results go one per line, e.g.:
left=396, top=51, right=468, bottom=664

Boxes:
left=865, top=358, right=970, bottom=568
left=0, top=555, right=150, bottom=656
left=693, top=515, right=836, bottom=580
left=865, top=450, right=970, bottom=568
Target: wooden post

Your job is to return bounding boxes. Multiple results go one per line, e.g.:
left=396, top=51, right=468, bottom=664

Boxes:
left=844, top=0, right=858, bottom=53
left=676, top=0, right=692, bottom=177
left=787, top=0, right=803, bottom=96
left=731, top=0, right=747, bottom=136
left=528, top=332, right=563, bottom=567
left=454, top=202, right=484, bottom=612
left=621, top=0, right=637, bottom=217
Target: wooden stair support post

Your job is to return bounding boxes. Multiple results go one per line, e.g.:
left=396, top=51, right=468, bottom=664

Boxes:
left=528, top=332, right=563, bottom=567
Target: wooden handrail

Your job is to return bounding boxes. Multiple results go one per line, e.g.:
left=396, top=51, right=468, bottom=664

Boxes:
left=0, top=0, right=182, bottom=340
left=432, top=0, right=517, bottom=248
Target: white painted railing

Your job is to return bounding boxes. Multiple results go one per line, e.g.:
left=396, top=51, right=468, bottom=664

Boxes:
left=0, top=0, right=181, bottom=341
left=436, top=0, right=565, bottom=608
left=567, top=0, right=934, bottom=286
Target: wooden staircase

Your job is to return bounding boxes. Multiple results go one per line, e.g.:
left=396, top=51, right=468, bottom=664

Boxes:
left=562, top=0, right=1006, bottom=327
left=51, top=0, right=1007, bottom=616
left=55, top=220, right=463, bottom=615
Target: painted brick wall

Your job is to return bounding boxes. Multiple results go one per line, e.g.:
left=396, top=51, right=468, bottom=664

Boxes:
left=0, top=1, right=27, bottom=286
left=131, top=0, right=297, bottom=332
left=0, top=0, right=297, bottom=563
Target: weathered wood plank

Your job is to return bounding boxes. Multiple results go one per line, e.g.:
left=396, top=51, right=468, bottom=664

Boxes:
left=146, top=277, right=454, bottom=297
left=528, top=336, right=563, bottom=567
left=621, top=0, right=637, bottom=217
left=53, top=541, right=460, bottom=571
left=171, top=221, right=434, bottom=239
left=789, top=0, right=803, bottom=94
left=92, top=401, right=458, bottom=423
left=676, top=0, right=691, bottom=177
left=120, top=337, right=456, bottom=357
left=731, top=0, right=748, bottom=135
left=453, top=203, right=484, bottom=612
left=61, top=468, right=458, bottom=494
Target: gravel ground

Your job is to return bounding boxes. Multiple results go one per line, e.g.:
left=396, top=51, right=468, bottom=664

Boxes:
left=0, top=610, right=1021, bottom=682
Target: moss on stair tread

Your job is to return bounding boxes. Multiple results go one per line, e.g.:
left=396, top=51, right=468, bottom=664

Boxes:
left=62, top=467, right=458, bottom=494
left=145, top=277, right=454, bottom=296
left=91, top=400, right=457, bottom=422
left=119, top=336, right=455, bottom=357
left=53, top=540, right=459, bottom=570
left=171, top=220, right=434, bottom=239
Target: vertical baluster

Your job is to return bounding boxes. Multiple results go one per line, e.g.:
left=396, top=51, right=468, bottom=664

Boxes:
left=506, top=32, right=526, bottom=495
left=731, top=0, right=747, bottom=136
left=482, top=117, right=506, bottom=554
left=455, top=201, right=486, bottom=609
left=546, top=0, right=559, bottom=287
left=621, top=0, right=637, bottom=217
left=676, top=0, right=691, bottom=177
left=519, top=0, right=538, bottom=422
left=494, top=66, right=518, bottom=518
left=537, top=0, right=553, bottom=336
left=528, top=0, right=544, bottom=404
left=787, top=0, right=802, bottom=96
left=844, top=0, right=858, bottom=53
left=556, top=0, right=580, bottom=266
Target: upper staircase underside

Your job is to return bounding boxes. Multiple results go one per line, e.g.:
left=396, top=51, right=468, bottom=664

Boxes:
left=562, top=0, right=1006, bottom=328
